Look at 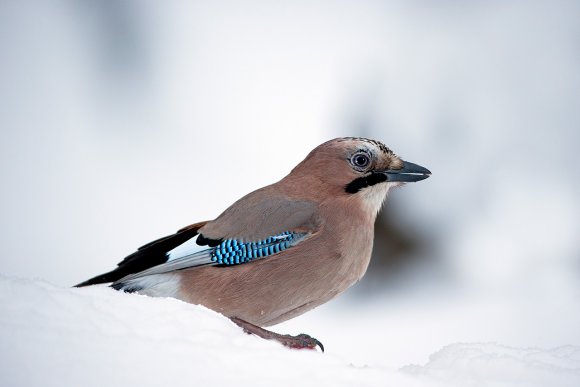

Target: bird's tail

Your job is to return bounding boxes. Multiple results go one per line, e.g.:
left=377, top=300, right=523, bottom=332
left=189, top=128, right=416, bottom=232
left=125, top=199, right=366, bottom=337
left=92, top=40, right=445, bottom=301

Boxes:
left=74, top=268, right=130, bottom=287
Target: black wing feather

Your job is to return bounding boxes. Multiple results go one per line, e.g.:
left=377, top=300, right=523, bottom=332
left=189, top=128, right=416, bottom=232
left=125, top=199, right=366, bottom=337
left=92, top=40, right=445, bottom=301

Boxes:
left=74, top=222, right=207, bottom=287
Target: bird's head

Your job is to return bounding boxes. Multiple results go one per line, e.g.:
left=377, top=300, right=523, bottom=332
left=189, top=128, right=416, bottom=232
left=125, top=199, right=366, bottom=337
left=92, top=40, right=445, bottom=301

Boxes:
left=287, top=137, right=431, bottom=215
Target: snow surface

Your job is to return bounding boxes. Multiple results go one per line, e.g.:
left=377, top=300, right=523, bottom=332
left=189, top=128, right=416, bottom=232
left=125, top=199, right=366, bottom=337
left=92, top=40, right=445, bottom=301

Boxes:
left=2, top=275, right=579, bottom=387
left=1, top=2, right=579, bottom=386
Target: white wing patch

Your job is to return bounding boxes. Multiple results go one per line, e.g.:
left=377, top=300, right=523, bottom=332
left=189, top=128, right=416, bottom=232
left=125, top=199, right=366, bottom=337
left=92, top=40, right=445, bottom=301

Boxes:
left=167, top=234, right=206, bottom=262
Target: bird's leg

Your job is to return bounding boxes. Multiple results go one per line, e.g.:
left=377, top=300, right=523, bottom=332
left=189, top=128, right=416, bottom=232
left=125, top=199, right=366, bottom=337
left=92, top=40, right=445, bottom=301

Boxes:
left=230, top=317, right=324, bottom=352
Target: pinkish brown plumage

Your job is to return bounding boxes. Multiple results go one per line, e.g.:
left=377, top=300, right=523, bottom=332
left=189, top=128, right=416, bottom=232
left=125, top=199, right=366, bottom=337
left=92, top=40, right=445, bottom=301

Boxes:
left=76, top=137, right=430, bottom=350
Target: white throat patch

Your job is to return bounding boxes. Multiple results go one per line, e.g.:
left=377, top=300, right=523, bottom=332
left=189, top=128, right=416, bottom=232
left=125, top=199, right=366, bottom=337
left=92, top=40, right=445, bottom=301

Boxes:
left=359, top=182, right=394, bottom=218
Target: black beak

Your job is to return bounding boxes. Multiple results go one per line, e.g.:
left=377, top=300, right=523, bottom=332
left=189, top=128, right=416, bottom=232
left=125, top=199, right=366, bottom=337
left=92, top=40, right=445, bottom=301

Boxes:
left=382, top=161, right=431, bottom=182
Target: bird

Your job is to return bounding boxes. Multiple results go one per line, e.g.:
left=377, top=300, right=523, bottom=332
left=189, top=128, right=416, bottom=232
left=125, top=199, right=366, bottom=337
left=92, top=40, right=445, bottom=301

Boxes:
left=76, top=137, right=431, bottom=351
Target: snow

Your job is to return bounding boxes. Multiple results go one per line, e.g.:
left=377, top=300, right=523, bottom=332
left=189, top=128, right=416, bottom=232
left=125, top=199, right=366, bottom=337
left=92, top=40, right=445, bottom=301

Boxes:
left=1, top=1, right=579, bottom=386
left=404, top=344, right=580, bottom=387
left=2, top=275, right=579, bottom=387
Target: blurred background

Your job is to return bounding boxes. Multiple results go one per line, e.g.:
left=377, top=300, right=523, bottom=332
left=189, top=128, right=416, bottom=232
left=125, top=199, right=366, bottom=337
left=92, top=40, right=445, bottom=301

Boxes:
left=1, top=0, right=578, bottom=366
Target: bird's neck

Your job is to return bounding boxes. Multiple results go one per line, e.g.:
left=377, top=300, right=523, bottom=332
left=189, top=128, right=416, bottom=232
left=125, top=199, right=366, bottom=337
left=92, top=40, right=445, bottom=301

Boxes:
left=277, top=174, right=392, bottom=222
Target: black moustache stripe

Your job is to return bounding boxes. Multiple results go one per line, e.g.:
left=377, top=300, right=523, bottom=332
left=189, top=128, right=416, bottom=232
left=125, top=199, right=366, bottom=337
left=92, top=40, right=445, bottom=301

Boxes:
left=345, top=172, right=387, bottom=194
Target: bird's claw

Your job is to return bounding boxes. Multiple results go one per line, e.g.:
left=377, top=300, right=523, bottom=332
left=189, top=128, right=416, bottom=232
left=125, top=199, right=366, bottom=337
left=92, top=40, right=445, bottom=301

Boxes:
left=282, top=333, right=324, bottom=352
left=230, top=317, right=324, bottom=352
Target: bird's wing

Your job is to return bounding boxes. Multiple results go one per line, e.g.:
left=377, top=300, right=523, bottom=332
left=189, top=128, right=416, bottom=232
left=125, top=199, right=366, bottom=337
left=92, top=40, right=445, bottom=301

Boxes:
left=112, top=230, right=309, bottom=285
left=76, top=193, right=319, bottom=288
left=111, top=195, right=320, bottom=285
left=74, top=221, right=209, bottom=287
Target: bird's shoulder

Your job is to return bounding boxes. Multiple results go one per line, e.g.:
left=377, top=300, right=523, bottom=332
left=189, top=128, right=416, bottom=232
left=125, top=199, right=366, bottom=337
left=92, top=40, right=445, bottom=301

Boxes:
left=198, top=186, right=321, bottom=241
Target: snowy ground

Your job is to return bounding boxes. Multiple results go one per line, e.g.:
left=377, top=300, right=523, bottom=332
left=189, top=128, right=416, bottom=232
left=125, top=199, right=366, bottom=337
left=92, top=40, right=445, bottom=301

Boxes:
left=1, top=1, right=579, bottom=386
left=2, top=275, right=579, bottom=387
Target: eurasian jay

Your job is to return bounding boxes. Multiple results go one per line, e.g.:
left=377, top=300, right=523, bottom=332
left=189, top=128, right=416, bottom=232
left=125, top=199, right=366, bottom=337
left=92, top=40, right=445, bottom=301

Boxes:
left=76, top=137, right=430, bottom=351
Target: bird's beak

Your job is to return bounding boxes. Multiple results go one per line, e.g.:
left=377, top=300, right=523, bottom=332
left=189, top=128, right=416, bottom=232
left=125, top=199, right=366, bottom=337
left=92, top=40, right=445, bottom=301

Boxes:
left=382, top=161, right=431, bottom=182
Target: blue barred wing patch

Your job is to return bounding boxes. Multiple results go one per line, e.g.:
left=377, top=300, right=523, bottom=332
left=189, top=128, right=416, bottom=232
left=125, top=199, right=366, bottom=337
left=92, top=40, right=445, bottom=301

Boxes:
left=212, top=231, right=303, bottom=265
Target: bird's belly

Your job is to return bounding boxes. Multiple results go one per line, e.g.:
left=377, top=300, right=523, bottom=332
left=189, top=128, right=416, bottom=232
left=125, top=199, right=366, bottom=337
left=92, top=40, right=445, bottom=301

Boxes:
left=176, top=234, right=373, bottom=326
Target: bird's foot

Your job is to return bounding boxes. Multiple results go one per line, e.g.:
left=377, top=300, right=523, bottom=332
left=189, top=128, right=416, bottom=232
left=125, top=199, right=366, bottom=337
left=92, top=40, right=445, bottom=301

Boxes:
left=276, top=333, right=324, bottom=351
left=230, top=317, right=324, bottom=352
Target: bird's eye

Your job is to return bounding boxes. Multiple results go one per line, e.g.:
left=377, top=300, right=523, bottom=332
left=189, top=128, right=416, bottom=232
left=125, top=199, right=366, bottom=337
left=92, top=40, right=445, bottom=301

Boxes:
left=351, top=153, right=370, bottom=169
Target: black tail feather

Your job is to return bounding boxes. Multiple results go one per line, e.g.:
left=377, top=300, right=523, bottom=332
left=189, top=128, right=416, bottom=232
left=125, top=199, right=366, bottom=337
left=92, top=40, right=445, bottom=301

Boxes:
left=75, top=270, right=128, bottom=287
